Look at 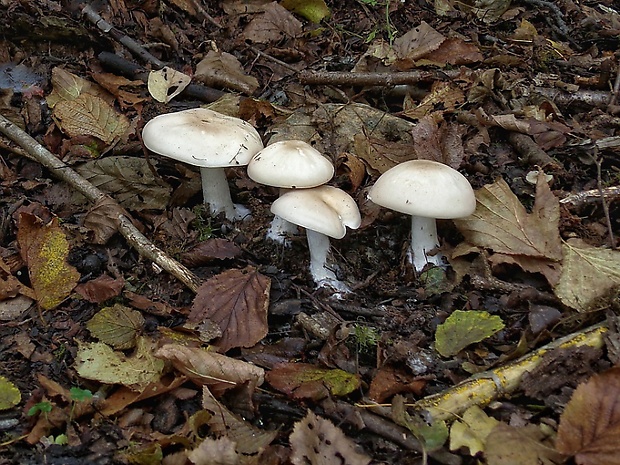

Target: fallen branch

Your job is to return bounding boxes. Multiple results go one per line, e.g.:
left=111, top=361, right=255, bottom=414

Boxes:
left=560, top=185, right=620, bottom=207
left=0, top=114, right=202, bottom=293
left=408, top=323, right=607, bottom=422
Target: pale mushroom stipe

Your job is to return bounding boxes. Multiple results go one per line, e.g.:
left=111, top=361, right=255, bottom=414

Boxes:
left=368, top=160, right=476, bottom=272
left=270, top=185, right=361, bottom=293
left=142, top=108, right=264, bottom=221
left=247, top=140, right=335, bottom=244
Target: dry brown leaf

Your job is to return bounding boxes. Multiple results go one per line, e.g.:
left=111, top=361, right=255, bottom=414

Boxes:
left=485, top=423, right=564, bottom=465
left=202, top=386, right=278, bottom=454
left=290, top=410, right=371, bottom=465
left=52, top=93, right=130, bottom=145
left=17, top=213, right=80, bottom=310
left=181, top=238, right=243, bottom=267
left=147, top=66, right=191, bottom=103
left=403, top=81, right=465, bottom=120
left=556, top=367, right=620, bottom=464
left=188, top=436, right=240, bottom=465
left=408, top=116, right=465, bottom=168
left=424, top=37, right=483, bottom=66
left=75, top=275, right=124, bottom=303
left=83, top=196, right=126, bottom=245
left=195, top=51, right=259, bottom=95
left=393, top=22, right=445, bottom=69
left=243, top=2, right=303, bottom=44
left=188, top=267, right=270, bottom=352
left=155, top=344, right=265, bottom=394
left=454, top=174, right=562, bottom=261
left=46, top=67, right=103, bottom=108
left=91, top=71, right=146, bottom=108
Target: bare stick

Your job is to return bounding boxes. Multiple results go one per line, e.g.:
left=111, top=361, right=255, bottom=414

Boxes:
left=298, top=69, right=464, bottom=86
left=560, top=185, right=620, bottom=206
left=595, top=156, right=616, bottom=249
left=0, top=114, right=202, bottom=293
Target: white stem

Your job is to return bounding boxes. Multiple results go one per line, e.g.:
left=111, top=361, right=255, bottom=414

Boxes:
left=306, top=229, right=338, bottom=283
left=410, top=216, right=443, bottom=271
left=200, top=167, right=249, bottom=221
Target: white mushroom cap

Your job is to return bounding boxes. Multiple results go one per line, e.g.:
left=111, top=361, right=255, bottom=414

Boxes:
left=271, top=185, right=361, bottom=239
left=142, top=108, right=263, bottom=167
left=247, top=140, right=334, bottom=188
left=368, top=160, right=476, bottom=219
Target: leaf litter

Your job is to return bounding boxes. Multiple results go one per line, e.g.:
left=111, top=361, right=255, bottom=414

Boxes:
left=0, top=0, right=620, bottom=464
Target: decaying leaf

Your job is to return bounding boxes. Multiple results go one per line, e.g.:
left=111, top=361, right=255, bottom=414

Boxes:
left=17, top=213, right=80, bottom=310
left=87, top=304, right=145, bottom=349
left=553, top=239, right=620, bottom=312
left=556, top=367, right=620, bottom=464
left=147, top=66, right=191, bottom=103
left=195, top=51, right=258, bottom=95
left=403, top=81, right=465, bottom=120
left=449, top=405, right=499, bottom=456
left=76, top=156, right=172, bottom=211
left=0, top=376, right=21, bottom=410
left=265, top=362, right=361, bottom=401
left=202, top=386, right=278, bottom=454
left=243, top=2, right=303, bottom=44
left=454, top=174, right=562, bottom=261
left=408, top=116, right=465, bottom=168
left=75, top=336, right=164, bottom=391
left=281, top=0, right=330, bottom=23
left=188, top=267, right=270, bottom=352
left=188, top=436, right=239, bottom=465
left=290, top=410, right=371, bottom=465
left=393, top=21, right=445, bottom=68
left=485, top=423, right=564, bottom=465
left=474, top=0, right=512, bottom=23
left=155, top=344, right=265, bottom=394
left=393, top=395, right=448, bottom=451
left=181, top=238, right=243, bottom=267
left=46, top=67, right=101, bottom=108
left=52, top=93, right=130, bottom=145
left=75, top=275, right=125, bottom=304
left=435, top=310, right=505, bottom=357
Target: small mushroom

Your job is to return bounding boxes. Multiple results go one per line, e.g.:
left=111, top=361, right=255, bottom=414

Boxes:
left=368, top=160, right=476, bottom=271
left=271, top=185, right=361, bottom=292
left=247, top=140, right=334, bottom=244
left=142, top=108, right=263, bottom=221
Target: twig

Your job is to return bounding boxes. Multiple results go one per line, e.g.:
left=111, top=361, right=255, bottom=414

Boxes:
left=594, top=155, right=616, bottom=249
left=0, top=114, right=202, bottom=293
left=82, top=5, right=166, bottom=69
left=609, top=60, right=620, bottom=107
left=560, top=185, right=620, bottom=206
left=247, top=45, right=300, bottom=74
left=408, top=323, right=607, bottom=422
left=298, top=69, right=464, bottom=86
left=507, top=131, right=562, bottom=169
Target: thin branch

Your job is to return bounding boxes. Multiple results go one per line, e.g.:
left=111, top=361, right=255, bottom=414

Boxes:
left=0, top=114, right=202, bottom=293
left=560, top=185, right=620, bottom=207
left=298, top=69, right=463, bottom=86
left=595, top=155, right=616, bottom=249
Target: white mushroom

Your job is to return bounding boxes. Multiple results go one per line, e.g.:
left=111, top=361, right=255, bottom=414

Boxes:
left=247, top=140, right=334, bottom=244
left=142, top=108, right=263, bottom=221
left=368, top=160, right=476, bottom=272
left=271, top=185, right=361, bottom=292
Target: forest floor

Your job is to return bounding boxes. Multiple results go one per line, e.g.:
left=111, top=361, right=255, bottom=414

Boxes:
left=0, top=0, right=619, bottom=464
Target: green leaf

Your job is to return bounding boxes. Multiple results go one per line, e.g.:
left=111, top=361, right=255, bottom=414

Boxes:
left=87, top=304, right=145, bottom=349
left=392, top=395, right=448, bottom=452
left=0, top=376, right=21, bottom=410
left=435, top=310, right=504, bottom=357
left=69, top=387, right=93, bottom=403
left=281, top=0, right=331, bottom=23
left=27, top=401, right=52, bottom=416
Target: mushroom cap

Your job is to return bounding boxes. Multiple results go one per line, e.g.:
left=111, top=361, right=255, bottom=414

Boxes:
left=368, top=160, right=476, bottom=219
left=271, top=185, right=361, bottom=239
left=142, top=108, right=263, bottom=168
left=247, top=140, right=334, bottom=188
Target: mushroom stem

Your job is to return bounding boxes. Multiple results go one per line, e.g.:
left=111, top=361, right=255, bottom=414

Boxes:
left=200, top=167, right=248, bottom=221
left=266, top=215, right=299, bottom=245
left=410, top=216, right=443, bottom=271
left=306, top=228, right=340, bottom=284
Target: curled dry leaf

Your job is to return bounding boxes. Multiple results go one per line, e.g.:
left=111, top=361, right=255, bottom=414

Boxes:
left=74, top=275, right=125, bottom=304
left=243, top=2, right=303, bottom=44
left=290, top=410, right=371, bottom=465
left=195, top=51, right=259, bottom=95
left=147, top=66, right=190, bottom=103
left=155, top=344, right=265, bottom=394
left=556, top=367, right=620, bottom=465
left=188, top=266, right=270, bottom=352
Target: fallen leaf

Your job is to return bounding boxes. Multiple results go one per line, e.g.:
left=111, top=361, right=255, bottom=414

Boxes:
left=155, top=344, right=265, bottom=394
left=485, top=423, right=564, bottom=465
left=202, top=386, right=278, bottom=454
left=17, top=213, right=80, bottom=310
left=556, top=367, right=620, bottom=464
left=147, top=66, right=191, bottom=103
left=52, top=93, right=130, bottom=145
left=87, top=304, right=145, bottom=349
left=181, top=238, right=243, bottom=267
left=408, top=117, right=466, bottom=168
left=195, top=51, right=258, bottom=95
left=392, top=395, right=448, bottom=451
left=454, top=174, right=563, bottom=261
left=0, top=376, right=21, bottom=410
left=188, top=267, right=270, bottom=352
left=75, top=337, right=164, bottom=391
left=368, top=366, right=426, bottom=403
left=188, top=436, right=239, bottom=465
left=474, top=0, right=512, bottom=23
left=290, top=410, right=371, bottom=465
left=46, top=67, right=102, bottom=108
left=393, top=22, right=445, bottom=68
left=83, top=196, right=126, bottom=245
left=243, top=2, right=303, bottom=44
left=449, top=405, right=499, bottom=456
left=553, top=239, right=620, bottom=312
left=266, top=362, right=360, bottom=401
left=403, top=81, right=465, bottom=120
left=424, top=37, right=483, bottom=66
left=281, top=0, right=330, bottom=23
left=435, top=310, right=505, bottom=357
left=76, top=156, right=172, bottom=211
left=91, top=71, right=146, bottom=108
left=74, top=275, right=125, bottom=303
